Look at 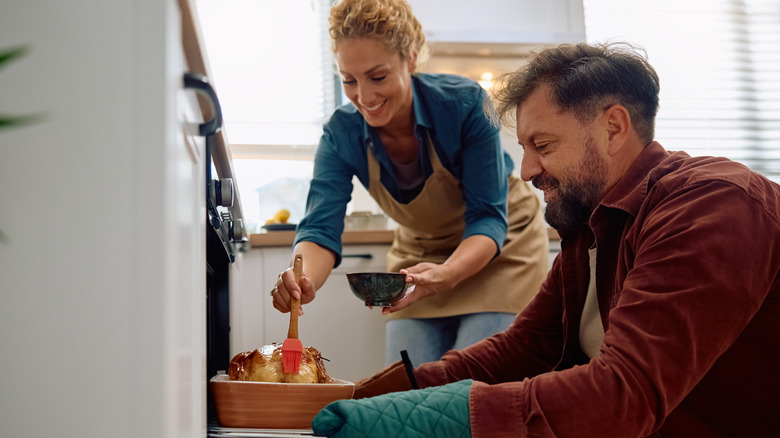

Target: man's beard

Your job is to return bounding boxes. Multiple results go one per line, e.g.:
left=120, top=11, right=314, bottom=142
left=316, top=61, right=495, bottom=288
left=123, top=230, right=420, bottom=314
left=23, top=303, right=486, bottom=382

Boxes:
left=533, top=138, right=607, bottom=231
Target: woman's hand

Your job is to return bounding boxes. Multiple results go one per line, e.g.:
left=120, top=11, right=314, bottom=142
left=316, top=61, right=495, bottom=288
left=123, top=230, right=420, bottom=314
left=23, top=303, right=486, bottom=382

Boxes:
left=268, top=241, right=336, bottom=315
left=270, top=267, right=316, bottom=315
left=380, top=235, right=498, bottom=315
left=381, top=262, right=457, bottom=314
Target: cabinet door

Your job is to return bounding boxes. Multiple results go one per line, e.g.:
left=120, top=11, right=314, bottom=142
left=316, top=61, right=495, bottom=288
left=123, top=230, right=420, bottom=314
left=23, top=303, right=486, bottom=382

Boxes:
left=307, top=246, right=390, bottom=382
left=176, top=59, right=208, bottom=437
left=408, top=0, right=585, bottom=44
left=0, top=0, right=206, bottom=436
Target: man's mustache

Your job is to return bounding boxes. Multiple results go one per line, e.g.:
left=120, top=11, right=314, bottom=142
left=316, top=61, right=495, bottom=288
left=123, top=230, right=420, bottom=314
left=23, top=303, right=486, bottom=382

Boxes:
left=532, top=174, right=559, bottom=192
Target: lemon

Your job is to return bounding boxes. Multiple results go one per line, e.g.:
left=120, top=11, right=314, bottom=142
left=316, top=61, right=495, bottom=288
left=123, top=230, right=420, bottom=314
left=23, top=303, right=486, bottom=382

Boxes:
left=269, top=209, right=291, bottom=224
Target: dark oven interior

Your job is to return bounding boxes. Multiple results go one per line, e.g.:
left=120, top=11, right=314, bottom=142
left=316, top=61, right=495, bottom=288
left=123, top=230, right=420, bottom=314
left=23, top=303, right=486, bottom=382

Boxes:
left=206, top=220, right=231, bottom=422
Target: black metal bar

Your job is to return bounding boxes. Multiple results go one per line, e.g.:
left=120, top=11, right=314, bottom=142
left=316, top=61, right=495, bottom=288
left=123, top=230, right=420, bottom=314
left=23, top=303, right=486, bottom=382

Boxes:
left=400, top=350, right=419, bottom=390
left=342, top=253, right=373, bottom=259
left=182, top=72, right=222, bottom=137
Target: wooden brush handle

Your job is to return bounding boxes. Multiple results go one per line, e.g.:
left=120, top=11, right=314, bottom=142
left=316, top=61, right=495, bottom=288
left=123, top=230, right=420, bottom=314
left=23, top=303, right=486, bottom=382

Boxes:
left=288, top=254, right=303, bottom=339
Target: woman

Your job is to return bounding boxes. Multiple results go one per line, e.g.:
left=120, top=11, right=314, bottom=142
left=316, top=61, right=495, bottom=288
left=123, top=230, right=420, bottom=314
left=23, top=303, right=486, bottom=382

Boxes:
left=269, top=0, right=549, bottom=366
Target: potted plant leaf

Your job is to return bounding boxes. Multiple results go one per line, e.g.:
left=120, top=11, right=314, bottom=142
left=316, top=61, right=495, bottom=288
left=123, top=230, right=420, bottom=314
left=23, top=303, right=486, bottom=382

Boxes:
left=1, top=45, right=39, bottom=244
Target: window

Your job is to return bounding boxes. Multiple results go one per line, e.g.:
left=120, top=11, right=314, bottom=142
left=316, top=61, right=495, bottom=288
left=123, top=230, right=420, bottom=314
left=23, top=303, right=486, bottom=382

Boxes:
left=230, top=159, right=313, bottom=233
left=196, top=0, right=335, bottom=147
left=195, top=0, right=336, bottom=231
left=583, top=0, right=780, bottom=182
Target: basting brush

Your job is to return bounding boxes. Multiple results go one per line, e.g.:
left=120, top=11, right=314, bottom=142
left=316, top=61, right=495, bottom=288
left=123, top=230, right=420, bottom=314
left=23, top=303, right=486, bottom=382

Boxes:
left=282, top=253, right=304, bottom=374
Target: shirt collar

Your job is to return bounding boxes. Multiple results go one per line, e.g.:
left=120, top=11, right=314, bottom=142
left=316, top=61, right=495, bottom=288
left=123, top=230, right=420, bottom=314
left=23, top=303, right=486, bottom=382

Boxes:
left=556, top=142, right=670, bottom=242
left=599, top=141, right=671, bottom=218
left=410, top=75, right=433, bottom=129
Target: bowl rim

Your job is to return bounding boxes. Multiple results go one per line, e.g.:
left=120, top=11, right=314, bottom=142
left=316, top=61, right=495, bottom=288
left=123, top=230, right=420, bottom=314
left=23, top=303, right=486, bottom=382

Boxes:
left=346, top=272, right=405, bottom=277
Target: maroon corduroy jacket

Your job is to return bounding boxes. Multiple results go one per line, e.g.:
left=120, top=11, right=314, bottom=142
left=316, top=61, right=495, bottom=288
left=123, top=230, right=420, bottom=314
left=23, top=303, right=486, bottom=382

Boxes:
left=414, top=142, right=780, bottom=437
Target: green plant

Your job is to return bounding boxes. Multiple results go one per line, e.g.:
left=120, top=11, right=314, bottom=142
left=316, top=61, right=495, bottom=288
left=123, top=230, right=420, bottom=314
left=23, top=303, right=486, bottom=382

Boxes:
left=1, top=45, right=38, bottom=244
left=0, top=46, right=38, bottom=129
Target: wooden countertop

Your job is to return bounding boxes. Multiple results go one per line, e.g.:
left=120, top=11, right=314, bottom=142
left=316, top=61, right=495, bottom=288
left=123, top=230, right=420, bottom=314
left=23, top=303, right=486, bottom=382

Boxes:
left=249, top=230, right=394, bottom=248
left=249, top=228, right=559, bottom=248
left=249, top=229, right=395, bottom=247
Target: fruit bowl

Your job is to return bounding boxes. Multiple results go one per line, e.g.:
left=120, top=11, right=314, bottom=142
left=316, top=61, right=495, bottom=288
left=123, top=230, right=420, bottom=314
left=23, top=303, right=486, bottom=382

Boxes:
left=261, top=223, right=297, bottom=231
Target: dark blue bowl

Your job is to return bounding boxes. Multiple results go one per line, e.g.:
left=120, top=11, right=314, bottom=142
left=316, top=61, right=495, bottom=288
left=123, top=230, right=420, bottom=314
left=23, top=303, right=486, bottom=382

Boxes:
left=346, top=272, right=410, bottom=307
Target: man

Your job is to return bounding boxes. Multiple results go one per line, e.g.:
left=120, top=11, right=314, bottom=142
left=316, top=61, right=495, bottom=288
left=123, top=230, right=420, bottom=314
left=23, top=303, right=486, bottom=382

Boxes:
left=311, top=42, right=780, bottom=438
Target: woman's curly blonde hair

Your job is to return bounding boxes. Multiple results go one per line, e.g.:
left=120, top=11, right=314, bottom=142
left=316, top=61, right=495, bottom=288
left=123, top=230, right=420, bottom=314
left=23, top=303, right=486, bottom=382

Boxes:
left=329, top=0, right=429, bottom=69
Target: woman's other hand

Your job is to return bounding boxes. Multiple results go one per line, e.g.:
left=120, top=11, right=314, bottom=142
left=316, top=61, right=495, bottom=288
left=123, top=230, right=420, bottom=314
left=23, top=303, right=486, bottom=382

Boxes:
left=381, top=262, right=457, bottom=314
left=381, top=235, right=498, bottom=315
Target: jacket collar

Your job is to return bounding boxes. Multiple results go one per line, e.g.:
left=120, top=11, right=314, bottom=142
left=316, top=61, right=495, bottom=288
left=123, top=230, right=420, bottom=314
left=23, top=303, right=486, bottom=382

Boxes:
left=554, top=142, right=670, bottom=241
left=598, top=141, right=671, bottom=219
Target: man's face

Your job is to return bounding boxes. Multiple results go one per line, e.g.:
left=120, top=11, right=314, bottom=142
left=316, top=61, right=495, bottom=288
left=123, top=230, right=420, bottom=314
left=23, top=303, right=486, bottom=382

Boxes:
left=516, top=85, right=608, bottom=231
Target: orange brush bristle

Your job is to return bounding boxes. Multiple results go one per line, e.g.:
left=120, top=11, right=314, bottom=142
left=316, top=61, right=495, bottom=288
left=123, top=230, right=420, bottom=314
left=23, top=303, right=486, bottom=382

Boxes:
left=282, top=338, right=303, bottom=374
left=282, top=254, right=304, bottom=374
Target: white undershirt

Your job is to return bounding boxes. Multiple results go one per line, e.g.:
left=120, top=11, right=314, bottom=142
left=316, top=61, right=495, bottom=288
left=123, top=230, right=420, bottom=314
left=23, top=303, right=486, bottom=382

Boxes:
left=579, top=246, right=604, bottom=358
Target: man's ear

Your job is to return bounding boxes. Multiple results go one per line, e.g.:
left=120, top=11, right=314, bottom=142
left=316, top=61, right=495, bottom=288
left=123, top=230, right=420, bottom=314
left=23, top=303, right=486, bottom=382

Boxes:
left=604, top=104, right=631, bottom=156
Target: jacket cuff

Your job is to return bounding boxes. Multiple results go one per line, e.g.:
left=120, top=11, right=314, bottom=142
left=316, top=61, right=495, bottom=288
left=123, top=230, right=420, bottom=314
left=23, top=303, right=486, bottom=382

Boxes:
left=469, top=380, right=526, bottom=438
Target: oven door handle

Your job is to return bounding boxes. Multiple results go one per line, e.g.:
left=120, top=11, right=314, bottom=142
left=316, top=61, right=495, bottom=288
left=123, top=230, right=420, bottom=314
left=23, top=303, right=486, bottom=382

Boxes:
left=183, top=72, right=223, bottom=137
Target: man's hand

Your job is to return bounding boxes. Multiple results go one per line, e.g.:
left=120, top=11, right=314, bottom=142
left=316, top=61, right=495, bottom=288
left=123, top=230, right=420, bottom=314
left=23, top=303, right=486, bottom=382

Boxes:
left=312, top=380, right=473, bottom=438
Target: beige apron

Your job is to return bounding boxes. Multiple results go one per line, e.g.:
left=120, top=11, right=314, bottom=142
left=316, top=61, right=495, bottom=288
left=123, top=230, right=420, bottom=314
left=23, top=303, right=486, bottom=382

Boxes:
left=367, top=135, right=549, bottom=320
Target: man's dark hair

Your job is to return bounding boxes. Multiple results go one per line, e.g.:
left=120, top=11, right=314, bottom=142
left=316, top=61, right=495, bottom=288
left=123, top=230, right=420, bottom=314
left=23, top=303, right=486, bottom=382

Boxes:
left=492, top=42, right=660, bottom=144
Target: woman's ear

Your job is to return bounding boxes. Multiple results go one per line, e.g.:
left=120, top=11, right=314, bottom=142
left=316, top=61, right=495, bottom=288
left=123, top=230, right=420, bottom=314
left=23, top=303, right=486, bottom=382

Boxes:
left=604, top=104, right=631, bottom=156
left=408, top=48, right=418, bottom=73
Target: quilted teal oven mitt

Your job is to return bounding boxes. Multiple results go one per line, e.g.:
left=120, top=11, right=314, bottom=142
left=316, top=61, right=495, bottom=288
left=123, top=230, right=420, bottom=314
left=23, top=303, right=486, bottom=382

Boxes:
left=312, top=379, right=473, bottom=438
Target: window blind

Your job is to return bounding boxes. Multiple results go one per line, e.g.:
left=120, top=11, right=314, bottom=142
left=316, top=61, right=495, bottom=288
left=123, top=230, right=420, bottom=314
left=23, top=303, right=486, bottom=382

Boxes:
left=195, top=0, right=335, bottom=150
left=583, top=0, right=780, bottom=181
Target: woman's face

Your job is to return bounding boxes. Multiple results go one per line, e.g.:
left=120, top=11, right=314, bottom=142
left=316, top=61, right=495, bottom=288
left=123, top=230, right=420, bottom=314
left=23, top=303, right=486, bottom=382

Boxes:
left=334, top=37, right=415, bottom=130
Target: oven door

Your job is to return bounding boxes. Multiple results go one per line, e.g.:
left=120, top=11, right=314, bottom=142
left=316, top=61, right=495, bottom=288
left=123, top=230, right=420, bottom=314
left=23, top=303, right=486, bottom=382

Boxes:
left=184, top=72, right=243, bottom=431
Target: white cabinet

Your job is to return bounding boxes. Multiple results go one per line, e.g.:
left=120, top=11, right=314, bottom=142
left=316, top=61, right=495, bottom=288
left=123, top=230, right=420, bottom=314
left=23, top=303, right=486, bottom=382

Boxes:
left=408, top=0, right=585, bottom=45
left=0, top=1, right=208, bottom=437
left=232, top=245, right=390, bottom=382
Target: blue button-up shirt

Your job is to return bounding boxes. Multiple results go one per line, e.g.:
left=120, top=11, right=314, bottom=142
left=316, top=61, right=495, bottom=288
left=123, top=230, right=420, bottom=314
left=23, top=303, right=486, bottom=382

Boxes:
left=294, top=73, right=515, bottom=266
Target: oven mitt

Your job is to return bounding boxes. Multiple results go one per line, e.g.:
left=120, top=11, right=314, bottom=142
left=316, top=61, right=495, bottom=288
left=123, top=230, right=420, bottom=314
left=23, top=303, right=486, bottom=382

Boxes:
left=312, top=379, right=473, bottom=438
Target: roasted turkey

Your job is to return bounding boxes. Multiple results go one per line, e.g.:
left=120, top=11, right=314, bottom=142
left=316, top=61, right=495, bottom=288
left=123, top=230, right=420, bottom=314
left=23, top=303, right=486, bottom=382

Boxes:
left=227, top=343, right=334, bottom=384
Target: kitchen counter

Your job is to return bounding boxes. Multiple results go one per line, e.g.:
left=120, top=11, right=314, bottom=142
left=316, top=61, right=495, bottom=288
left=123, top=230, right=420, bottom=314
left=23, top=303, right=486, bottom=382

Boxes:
left=248, top=228, right=560, bottom=248
left=249, top=229, right=395, bottom=247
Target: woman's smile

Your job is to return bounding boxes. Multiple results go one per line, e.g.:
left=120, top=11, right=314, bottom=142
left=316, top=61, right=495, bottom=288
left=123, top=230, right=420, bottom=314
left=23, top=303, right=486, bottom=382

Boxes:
left=363, top=99, right=386, bottom=114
